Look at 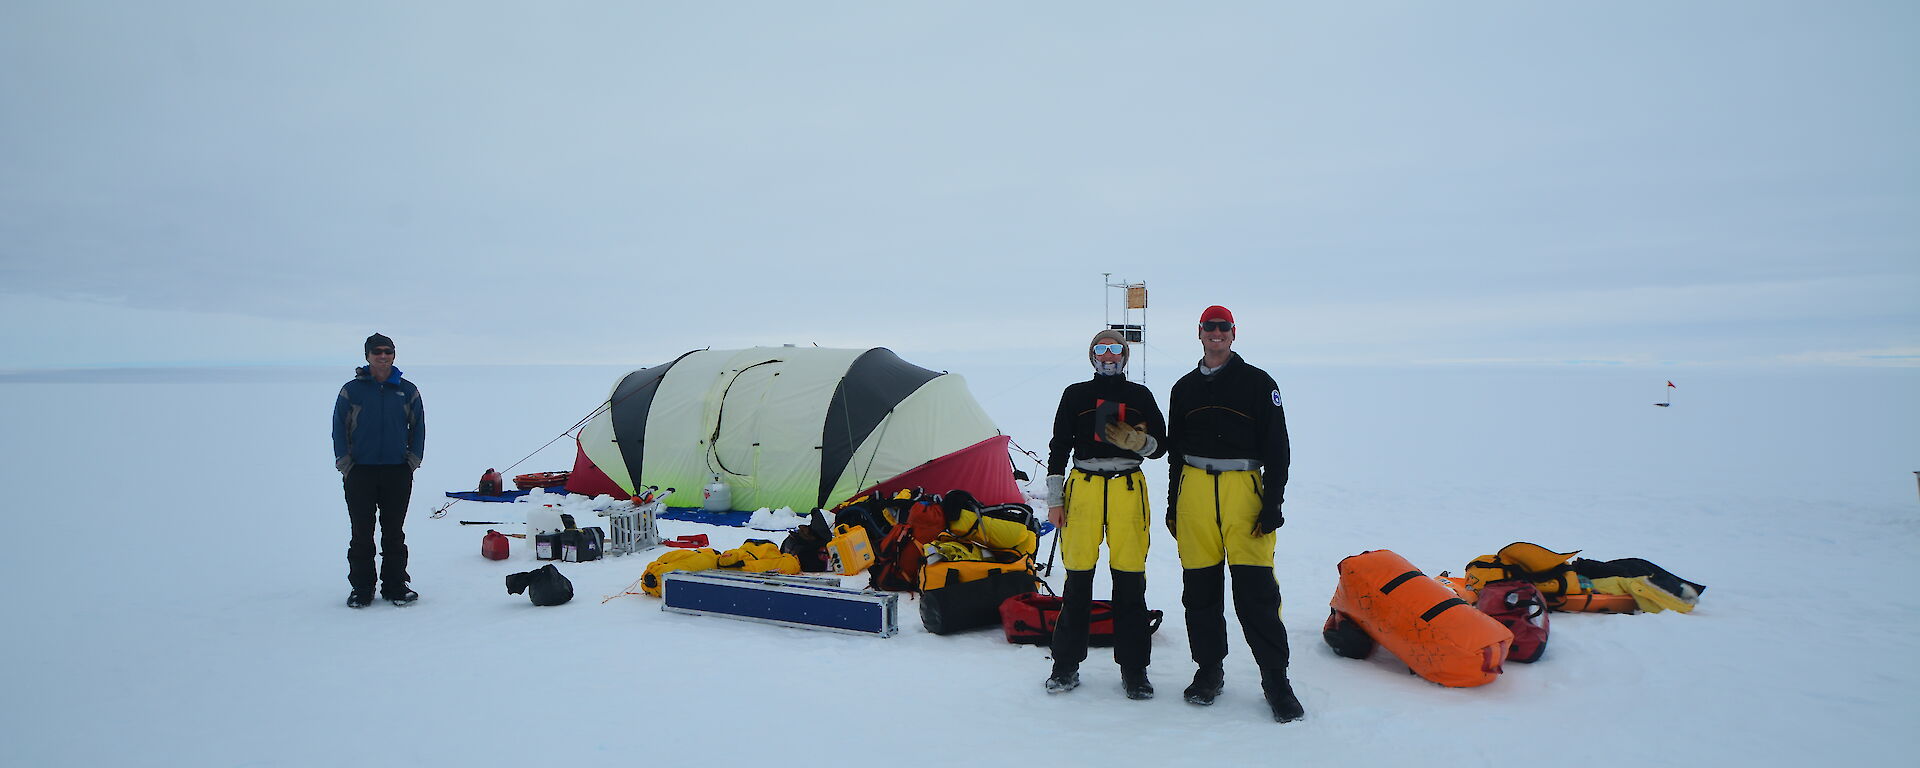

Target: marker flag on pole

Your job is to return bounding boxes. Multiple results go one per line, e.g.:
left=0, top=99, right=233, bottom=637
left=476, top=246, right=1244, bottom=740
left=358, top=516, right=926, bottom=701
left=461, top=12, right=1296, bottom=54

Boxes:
left=1656, top=381, right=1675, bottom=407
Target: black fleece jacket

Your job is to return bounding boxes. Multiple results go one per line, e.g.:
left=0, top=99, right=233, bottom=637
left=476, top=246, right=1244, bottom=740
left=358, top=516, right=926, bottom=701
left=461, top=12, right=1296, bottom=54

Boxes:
left=1166, top=352, right=1290, bottom=515
left=1047, top=374, right=1167, bottom=476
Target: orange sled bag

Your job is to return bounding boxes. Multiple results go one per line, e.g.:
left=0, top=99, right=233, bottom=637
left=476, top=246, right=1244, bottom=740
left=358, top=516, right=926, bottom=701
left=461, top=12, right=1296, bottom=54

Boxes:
left=1327, top=549, right=1514, bottom=688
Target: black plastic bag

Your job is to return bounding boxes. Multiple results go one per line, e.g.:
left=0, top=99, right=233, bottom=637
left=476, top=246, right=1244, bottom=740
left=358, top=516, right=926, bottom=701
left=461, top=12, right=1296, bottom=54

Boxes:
left=506, top=563, right=574, bottom=606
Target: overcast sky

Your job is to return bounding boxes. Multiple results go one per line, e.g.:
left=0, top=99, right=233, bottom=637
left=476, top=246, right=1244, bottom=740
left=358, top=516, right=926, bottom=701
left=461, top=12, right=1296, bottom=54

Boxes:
left=2, top=1, right=1914, bottom=372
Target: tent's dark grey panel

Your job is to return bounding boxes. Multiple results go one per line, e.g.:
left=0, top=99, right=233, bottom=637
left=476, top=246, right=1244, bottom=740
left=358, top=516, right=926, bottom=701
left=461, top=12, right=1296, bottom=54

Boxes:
left=610, top=350, right=696, bottom=491
left=818, top=348, right=942, bottom=505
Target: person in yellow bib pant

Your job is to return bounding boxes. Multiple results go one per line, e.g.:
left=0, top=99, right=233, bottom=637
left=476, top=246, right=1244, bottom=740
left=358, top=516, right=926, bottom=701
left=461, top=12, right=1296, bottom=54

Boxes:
left=1166, top=306, right=1304, bottom=723
left=1042, top=329, right=1166, bottom=699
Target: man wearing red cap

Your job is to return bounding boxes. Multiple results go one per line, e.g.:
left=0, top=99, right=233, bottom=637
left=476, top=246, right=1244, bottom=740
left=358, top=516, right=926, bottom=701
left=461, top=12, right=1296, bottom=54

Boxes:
left=1165, top=305, right=1304, bottom=722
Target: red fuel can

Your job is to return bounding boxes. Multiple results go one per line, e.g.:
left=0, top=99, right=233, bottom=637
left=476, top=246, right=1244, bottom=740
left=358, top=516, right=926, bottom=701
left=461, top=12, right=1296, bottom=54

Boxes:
left=482, top=529, right=511, bottom=560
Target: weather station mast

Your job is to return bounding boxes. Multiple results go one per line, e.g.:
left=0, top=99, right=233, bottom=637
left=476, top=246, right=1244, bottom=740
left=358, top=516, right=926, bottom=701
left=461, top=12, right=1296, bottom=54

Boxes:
left=1103, top=273, right=1148, bottom=384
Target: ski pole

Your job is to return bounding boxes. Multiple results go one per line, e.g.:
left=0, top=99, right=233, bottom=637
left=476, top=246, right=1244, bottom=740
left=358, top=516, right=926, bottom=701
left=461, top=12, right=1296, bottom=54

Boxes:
left=1042, top=521, right=1060, bottom=576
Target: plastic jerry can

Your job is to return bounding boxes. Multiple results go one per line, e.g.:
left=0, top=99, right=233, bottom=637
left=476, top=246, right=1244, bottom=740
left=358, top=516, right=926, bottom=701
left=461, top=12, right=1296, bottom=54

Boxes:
left=527, top=504, right=567, bottom=551
left=702, top=475, right=732, bottom=512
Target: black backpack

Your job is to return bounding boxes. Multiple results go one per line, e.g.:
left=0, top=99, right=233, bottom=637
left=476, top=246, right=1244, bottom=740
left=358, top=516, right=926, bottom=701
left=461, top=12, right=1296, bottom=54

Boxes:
left=832, top=500, right=893, bottom=549
left=779, top=509, right=834, bottom=572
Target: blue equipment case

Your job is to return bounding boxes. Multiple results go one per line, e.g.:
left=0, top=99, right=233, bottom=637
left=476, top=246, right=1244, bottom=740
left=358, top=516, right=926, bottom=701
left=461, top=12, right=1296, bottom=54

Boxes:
left=660, top=570, right=900, bottom=638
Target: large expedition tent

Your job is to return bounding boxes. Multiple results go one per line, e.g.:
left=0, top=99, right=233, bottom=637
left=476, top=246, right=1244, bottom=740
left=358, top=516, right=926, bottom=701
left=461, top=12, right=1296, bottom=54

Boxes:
left=571, top=346, right=1020, bottom=511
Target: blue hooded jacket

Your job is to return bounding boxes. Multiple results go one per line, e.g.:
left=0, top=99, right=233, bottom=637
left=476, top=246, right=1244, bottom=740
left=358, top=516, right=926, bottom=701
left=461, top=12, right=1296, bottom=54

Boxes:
left=333, top=366, right=425, bottom=473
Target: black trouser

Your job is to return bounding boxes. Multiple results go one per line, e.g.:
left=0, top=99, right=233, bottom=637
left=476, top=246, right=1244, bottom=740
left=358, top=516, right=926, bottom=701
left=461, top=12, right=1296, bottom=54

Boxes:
left=1183, top=564, right=1290, bottom=676
left=1050, top=568, right=1151, bottom=671
left=344, top=464, right=413, bottom=597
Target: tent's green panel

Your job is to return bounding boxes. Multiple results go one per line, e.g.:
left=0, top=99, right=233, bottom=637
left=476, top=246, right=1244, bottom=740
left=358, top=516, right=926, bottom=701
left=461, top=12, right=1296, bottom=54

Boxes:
left=632, top=349, right=738, bottom=507
left=643, top=348, right=863, bottom=509
left=697, top=347, right=861, bottom=510
left=578, top=349, right=730, bottom=502
left=824, top=373, right=999, bottom=505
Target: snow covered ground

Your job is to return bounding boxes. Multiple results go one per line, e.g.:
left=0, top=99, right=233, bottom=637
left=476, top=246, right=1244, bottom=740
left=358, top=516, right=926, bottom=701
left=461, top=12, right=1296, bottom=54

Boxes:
left=5, top=361, right=1916, bottom=767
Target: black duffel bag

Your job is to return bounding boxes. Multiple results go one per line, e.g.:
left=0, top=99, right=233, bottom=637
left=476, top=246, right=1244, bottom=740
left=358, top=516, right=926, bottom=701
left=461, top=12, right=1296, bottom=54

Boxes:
left=919, top=559, right=1040, bottom=635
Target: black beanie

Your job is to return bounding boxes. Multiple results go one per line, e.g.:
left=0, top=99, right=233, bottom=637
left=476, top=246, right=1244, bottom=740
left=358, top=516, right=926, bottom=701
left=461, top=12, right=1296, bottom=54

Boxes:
left=365, top=333, right=395, bottom=354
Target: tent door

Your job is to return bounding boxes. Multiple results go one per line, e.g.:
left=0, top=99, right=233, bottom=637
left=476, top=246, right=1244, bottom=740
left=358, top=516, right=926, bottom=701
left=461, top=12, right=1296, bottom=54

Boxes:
left=709, top=360, right=782, bottom=478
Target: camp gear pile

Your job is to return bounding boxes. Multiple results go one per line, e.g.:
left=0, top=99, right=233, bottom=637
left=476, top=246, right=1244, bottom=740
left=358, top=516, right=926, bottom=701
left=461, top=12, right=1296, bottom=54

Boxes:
left=1324, top=543, right=1705, bottom=687
left=1463, top=542, right=1704, bottom=615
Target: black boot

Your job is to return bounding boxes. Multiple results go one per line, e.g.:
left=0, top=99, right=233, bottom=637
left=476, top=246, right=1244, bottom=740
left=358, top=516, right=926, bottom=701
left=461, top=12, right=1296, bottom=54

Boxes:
left=1263, top=675, right=1305, bottom=723
left=1121, top=667, right=1154, bottom=700
left=1045, top=662, right=1080, bottom=694
left=1183, top=665, right=1225, bottom=705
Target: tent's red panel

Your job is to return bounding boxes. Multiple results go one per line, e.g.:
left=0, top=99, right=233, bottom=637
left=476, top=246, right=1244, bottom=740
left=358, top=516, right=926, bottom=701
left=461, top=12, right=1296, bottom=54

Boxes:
left=847, top=434, right=1023, bottom=507
left=565, top=439, right=630, bottom=500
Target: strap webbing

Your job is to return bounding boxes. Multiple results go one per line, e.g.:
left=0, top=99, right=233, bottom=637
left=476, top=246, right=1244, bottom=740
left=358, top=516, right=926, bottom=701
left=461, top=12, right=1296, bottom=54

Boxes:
left=1421, top=598, right=1469, bottom=622
left=1380, top=570, right=1424, bottom=594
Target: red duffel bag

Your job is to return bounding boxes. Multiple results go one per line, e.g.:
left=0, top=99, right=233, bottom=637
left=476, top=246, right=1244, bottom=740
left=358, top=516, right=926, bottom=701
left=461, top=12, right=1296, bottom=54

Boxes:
left=999, top=592, right=1163, bottom=646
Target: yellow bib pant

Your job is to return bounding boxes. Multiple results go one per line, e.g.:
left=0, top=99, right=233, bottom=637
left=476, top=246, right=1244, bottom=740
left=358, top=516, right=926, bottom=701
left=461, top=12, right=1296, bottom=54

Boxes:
left=1173, top=465, right=1289, bottom=673
left=1052, top=468, right=1154, bottom=671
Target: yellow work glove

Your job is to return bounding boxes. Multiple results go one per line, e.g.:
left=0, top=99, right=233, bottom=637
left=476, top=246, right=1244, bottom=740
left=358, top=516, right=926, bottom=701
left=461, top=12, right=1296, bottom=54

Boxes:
left=1103, top=421, right=1149, bottom=453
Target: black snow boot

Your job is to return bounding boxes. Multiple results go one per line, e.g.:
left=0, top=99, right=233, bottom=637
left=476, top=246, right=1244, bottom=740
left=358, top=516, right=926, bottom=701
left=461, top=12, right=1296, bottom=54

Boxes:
left=1183, top=665, right=1225, bottom=705
left=386, top=589, right=419, bottom=607
left=1263, top=675, right=1305, bottom=723
left=1121, top=667, right=1154, bottom=700
left=1045, top=663, right=1081, bottom=694
left=347, top=591, right=372, bottom=609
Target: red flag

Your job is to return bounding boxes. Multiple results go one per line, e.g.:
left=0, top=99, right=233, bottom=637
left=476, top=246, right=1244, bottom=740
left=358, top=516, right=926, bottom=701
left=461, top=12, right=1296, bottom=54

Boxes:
left=1666, top=381, right=1676, bottom=388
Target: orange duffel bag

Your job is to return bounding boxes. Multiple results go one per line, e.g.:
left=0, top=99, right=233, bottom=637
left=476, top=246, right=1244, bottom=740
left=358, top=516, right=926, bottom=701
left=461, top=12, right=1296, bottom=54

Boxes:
left=1327, top=549, right=1514, bottom=688
left=1554, top=592, right=1639, bottom=613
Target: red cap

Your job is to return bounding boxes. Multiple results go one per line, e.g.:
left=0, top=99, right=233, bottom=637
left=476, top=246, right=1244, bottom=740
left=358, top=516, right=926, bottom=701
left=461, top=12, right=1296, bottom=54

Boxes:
left=1199, top=305, right=1234, bottom=324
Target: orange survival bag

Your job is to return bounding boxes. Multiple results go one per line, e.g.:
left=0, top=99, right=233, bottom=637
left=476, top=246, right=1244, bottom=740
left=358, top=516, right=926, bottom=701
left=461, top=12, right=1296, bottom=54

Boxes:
left=1326, top=549, right=1513, bottom=688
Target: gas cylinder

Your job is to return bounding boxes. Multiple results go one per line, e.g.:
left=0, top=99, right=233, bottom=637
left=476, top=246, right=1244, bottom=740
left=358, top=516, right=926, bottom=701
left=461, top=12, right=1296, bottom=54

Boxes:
left=702, top=475, right=732, bottom=512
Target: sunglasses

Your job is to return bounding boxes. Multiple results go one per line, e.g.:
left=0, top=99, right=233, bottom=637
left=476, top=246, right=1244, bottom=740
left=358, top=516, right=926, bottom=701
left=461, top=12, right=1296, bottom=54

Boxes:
left=1091, top=343, right=1126, bottom=355
left=1200, top=321, right=1234, bottom=332
left=369, top=348, right=395, bottom=355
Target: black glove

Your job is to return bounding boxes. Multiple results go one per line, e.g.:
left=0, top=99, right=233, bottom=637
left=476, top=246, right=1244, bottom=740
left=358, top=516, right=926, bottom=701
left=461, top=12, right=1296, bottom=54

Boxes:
left=1165, top=488, right=1179, bottom=538
left=1254, top=500, right=1284, bottom=536
left=1165, top=511, right=1178, bottom=539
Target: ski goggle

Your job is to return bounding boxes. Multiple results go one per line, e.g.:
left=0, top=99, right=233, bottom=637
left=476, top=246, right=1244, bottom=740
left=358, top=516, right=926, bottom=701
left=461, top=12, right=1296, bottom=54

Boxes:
left=1200, top=321, right=1234, bottom=332
left=369, top=347, right=395, bottom=355
left=1091, top=343, right=1126, bottom=355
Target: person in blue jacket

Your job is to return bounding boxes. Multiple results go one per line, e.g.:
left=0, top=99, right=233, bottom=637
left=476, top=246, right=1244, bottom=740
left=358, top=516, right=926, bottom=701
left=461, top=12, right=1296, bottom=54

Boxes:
left=332, top=333, right=425, bottom=608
